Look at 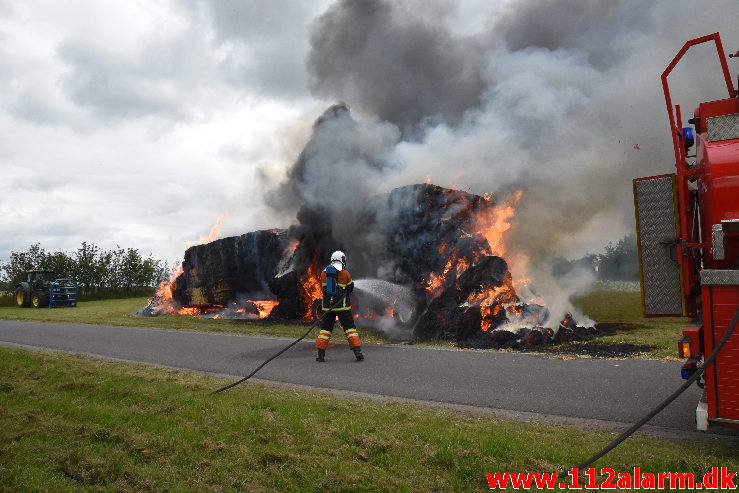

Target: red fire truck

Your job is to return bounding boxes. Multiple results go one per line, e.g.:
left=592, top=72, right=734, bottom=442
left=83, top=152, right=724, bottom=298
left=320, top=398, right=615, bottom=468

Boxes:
left=634, top=33, right=739, bottom=430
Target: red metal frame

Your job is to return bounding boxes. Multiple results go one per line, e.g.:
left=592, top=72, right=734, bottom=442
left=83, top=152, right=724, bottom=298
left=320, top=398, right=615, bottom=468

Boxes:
left=659, top=32, right=739, bottom=428
left=661, top=33, right=738, bottom=318
left=701, top=285, right=739, bottom=424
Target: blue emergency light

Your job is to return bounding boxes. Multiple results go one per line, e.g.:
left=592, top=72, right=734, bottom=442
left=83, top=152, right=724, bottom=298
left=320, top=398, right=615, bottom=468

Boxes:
left=682, top=127, right=695, bottom=150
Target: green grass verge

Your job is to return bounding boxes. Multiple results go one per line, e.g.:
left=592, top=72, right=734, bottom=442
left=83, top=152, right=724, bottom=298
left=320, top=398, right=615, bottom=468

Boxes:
left=0, top=298, right=388, bottom=344
left=0, top=289, right=687, bottom=359
left=554, top=290, right=687, bottom=360
left=1, top=347, right=736, bottom=492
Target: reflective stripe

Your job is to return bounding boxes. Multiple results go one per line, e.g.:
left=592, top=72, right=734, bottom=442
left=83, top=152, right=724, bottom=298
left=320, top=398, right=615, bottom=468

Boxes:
left=317, top=334, right=330, bottom=340
left=324, top=306, right=351, bottom=311
left=345, top=329, right=359, bottom=336
left=346, top=335, right=361, bottom=348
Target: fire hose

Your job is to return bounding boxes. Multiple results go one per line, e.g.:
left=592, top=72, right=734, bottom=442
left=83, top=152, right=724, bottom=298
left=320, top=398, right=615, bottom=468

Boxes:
left=558, top=303, right=739, bottom=479
left=211, top=293, right=347, bottom=395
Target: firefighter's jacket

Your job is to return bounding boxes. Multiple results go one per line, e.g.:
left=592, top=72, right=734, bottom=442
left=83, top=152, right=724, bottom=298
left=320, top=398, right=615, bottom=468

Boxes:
left=321, top=266, right=353, bottom=311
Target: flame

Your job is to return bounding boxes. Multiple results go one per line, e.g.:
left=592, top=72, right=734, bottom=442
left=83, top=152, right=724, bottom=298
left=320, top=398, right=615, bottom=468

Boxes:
left=466, top=270, right=518, bottom=332
left=184, top=212, right=229, bottom=251
left=507, top=305, right=523, bottom=316
left=146, top=262, right=184, bottom=314
left=480, top=305, right=493, bottom=332
left=423, top=248, right=471, bottom=297
left=300, top=261, right=323, bottom=319
left=466, top=279, right=518, bottom=306
left=472, top=190, right=522, bottom=258
left=250, top=300, right=279, bottom=319
left=148, top=213, right=228, bottom=315
left=178, top=307, right=201, bottom=316
left=158, top=300, right=277, bottom=319
left=284, top=238, right=300, bottom=258
left=480, top=305, right=505, bottom=332
left=467, top=189, right=535, bottom=333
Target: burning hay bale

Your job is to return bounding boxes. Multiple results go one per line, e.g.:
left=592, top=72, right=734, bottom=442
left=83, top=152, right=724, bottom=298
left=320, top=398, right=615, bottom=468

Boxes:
left=140, top=183, right=595, bottom=347
left=172, top=230, right=284, bottom=307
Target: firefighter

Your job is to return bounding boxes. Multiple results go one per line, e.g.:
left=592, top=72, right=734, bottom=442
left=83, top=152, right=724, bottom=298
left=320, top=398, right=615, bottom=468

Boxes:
left=315, top=250, right=364, bottom=362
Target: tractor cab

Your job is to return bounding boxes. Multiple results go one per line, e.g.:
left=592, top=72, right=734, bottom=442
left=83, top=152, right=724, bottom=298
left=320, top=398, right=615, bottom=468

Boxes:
left=27, top=270, right=57, bottom=284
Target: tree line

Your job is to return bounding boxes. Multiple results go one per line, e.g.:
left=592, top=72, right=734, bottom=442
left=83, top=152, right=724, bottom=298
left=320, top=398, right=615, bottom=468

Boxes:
left=0, top=242, right=171, bottom=295
left=552, top=234, right=640, bottom=282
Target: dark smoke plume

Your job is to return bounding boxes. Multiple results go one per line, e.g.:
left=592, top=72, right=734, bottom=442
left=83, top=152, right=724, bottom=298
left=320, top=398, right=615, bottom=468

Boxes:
left=307, top=0, right=487, bottom=133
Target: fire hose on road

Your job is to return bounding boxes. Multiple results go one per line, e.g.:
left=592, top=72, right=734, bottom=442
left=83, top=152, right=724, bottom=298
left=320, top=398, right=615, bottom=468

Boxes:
left=209, top=287, right=738, bottom=474
left=211, top=293, right=347, bottom=395
left=559, top=304, right=739, bottom=479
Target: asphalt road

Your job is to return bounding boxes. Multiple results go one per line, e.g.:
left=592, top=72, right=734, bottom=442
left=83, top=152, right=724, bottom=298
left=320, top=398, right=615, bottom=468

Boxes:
left=0, top=319, right=735, bottom=439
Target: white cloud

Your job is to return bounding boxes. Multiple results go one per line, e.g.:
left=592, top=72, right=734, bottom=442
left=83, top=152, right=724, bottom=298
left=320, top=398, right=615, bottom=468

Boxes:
left=0, top=0, right=326, bottom=264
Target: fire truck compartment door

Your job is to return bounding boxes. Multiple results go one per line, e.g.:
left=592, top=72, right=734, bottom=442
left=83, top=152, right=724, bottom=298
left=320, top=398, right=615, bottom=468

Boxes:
left=633, top=174, right=684, bottom=316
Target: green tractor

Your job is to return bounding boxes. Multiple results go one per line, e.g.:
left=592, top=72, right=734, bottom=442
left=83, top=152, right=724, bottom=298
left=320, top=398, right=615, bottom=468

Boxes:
left=15, top=270, right=78, bottom=308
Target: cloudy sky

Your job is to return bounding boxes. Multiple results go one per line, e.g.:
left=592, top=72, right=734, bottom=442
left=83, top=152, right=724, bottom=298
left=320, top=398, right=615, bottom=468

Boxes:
left=2, top=0, right=739, bottom=267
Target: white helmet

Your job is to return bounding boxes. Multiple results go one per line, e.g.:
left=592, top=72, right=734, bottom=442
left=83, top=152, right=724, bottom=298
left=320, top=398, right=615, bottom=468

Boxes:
left=330, top=250, right=346, bottom=270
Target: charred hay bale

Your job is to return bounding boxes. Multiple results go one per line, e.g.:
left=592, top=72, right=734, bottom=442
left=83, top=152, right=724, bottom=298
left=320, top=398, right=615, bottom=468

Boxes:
left=172, top=230, right=285, bottom=306
left=375, top=184, right=493, bottom=285
left=268, top=269, right=305, bottom=319
left=414, top=255, right=512, bottom=341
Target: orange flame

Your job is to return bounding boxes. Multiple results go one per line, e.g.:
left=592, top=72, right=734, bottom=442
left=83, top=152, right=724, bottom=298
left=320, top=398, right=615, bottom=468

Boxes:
left=479, top=302, right=508, bottom=332
left=250, top=300, right=279, bottom=319
left=147, top=262, right=184, bottom=314
left=467, top=271, right=518, bottom=332
left=300, top=261, right=323, bottom=319
left=423, top=248, right=471, bottom=297
left=507, top=305, right=523, bottom=316
left=472, top=190, right=522, bottom=258
left=480, top=305, right=494, bottom=332
left=149, top=213, right=228, bottom=315
left=284, top=237, right=300, bottom=258
left=468, top=189, right=532, bottom=333
left=184, top=212, right=229, bottom=251
left=178, top=307, right=201, bottom=316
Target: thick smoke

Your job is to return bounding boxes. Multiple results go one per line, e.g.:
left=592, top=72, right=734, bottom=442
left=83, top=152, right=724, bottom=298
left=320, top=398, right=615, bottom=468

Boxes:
left=307, top=0, right=487, bottom=133
left=265, top=103, right=401, bottom=277
left=268, top=0, right=739, bottom=322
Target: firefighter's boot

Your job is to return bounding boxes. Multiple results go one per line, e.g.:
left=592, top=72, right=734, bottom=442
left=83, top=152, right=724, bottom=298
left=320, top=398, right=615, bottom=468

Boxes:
left=352, top=346, right=364, bottom=361
left=316, top=349, right=326, bottom=362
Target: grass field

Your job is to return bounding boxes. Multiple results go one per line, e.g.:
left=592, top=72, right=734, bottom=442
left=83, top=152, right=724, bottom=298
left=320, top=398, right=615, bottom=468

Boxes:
left=0, top=297, right=392, bottom=344
left=1, top=347, right=736, bottom=492
left=0, top=288, right=686, bottom=359
left=544, top=289, right=686, bottom=360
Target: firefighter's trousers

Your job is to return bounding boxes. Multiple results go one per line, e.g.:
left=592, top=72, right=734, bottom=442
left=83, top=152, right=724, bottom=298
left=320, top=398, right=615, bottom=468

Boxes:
left=316, top=310, right=361, bottom=350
